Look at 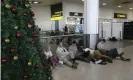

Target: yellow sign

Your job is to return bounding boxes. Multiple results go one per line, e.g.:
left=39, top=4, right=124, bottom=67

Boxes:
left=51, top=11, right=63, bottom=21
left=51, top=16, right=63, bottom=21
left=117, top=14, right=126, bottom=18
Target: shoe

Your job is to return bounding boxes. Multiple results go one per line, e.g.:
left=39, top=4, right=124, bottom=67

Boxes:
left=72, top=64, right=77, bottom=69
left=119, top=52, right=124, bottom=57
left=123, top=58, right=131, bottom=61
left=98, top=61, right=107, bottom=65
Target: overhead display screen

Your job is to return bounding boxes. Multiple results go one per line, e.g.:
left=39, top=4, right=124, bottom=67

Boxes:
left=114, top=13, right=127, bottom=19
left=51, top=3, right=63, bottom=21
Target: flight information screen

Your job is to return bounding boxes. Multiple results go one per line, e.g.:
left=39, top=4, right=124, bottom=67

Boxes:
left=51, top=3, right=63, bottom=21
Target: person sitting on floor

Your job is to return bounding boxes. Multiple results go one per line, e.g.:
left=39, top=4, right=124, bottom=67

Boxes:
left=84, top=48, right=113, bottom=65
left=43, top=44, right=60, bottom=69
left=68, top=40, right=90, bottom=62
left=56, top=42, right=78, bottom=69
left=97, top=39, right=131, bottom=61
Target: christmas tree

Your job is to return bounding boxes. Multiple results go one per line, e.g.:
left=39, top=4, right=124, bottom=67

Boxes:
left=1, top=0, right=53, bottom=80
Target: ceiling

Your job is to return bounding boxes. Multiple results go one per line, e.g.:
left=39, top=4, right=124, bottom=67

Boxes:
left=29, top=0, right=133, bottom=10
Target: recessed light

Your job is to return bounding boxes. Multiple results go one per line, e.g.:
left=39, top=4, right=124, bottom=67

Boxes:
left=130, top=8, right=133, bottom=10
left=34, top=1, right=39, bottom=4
left=118, top=6, right=122, bottom=8
left=102, top=3, right=107, bottom=6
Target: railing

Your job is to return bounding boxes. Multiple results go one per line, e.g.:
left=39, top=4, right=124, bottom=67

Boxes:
left=39, top=34, right=83, bottom=54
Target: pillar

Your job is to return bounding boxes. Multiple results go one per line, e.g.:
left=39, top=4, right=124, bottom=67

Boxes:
left=55, top=20, right=59, bottom=35
left=84, top=0, right=99, bottom=49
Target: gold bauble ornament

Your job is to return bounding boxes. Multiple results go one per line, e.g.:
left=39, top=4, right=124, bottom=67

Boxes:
left=13, top=56, right=18, bottom=60
left=25, top=4, right=30, bottom=7
left=5, top=38, right=10, bottom=43
left=14, top=26, right=18, bottom=30
left=5, top=4, right=11, bottom=9
left=28, top=61, right=32, bottom=66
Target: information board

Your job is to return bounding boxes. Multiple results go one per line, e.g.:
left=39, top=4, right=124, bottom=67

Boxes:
left=51, top=3, right=63, bottom=21
left=114, top=13, right=127, bottom=19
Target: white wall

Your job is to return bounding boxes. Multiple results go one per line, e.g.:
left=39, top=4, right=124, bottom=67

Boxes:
left=63, top=1, right=84, bottom=20
left=31, top=2, right=133, bottom=31
left=63, top=2, right=133, bottom=20
left=31, top=5, right=66, bottom=31
left=31, top=5, right=55, bottom=31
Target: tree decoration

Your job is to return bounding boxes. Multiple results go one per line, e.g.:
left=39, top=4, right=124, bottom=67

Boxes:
left=25, top=4, right=30, bottom=8
left=10, top=48, right=15, bottom=52
left=28, top=61, right=32, bottom=66
left=36, top=64, right=40, bottom=69
left=11, top=7, right=17, bottom=13
left=5, top=4, right=11, bottom=9
left=2, top=0, right=53, bottom=79
left=2, top=58, right=7, bottom=63
left=16, top=32, right=22, bottom=37
left=28, top=24, right=33, bottom=28
left=31, top=40, right=36, bottom=44
left=23, top=13, right=27, bottom=16
left=33, top=33, right=39, bottom=37
left=13, top=56, right=18, bottom=60
left=5, top=38, right=10, bottom=43
left=14, top=26, right=18, bottom=30
left=31, top=11, right=35, bottom=17
left=24, top=75, right=28, bottom=79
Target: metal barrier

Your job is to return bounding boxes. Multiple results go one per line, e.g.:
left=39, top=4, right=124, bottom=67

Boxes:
left=40, top=34, right=83, bottom=54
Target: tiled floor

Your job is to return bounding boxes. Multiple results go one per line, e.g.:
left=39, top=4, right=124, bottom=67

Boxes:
left=52, top=41, right=133, bottom=80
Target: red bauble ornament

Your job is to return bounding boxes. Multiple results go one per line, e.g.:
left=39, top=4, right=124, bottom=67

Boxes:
left=28, top=24, right=34, bottom=28
left=32, top=40, right=36, bottom=44
left=12, top=7, right=17, bottom=13
left=2, top=58, right=7, bottom=63
left=31, top=11, right=35, bottom=16
left=10, top=48, right=15, bottom=52
left=17, top=32, right=22, bottom=37
left=33, top=33, right=39, bottom=37
left=24, top=75, right=28, bottom=79
left=36, top=64, right=40, bottom=69
left=23, top=13, right=27, bottom=16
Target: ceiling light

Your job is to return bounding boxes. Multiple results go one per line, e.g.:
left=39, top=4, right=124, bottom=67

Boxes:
left=130, top=8, right=133, bottom=10
left=102, top=3, right=107, bottom=6
left=34, top=1, right=39, bottom=4
left=82, top=0, right=84, bottom=1
left=118, top=6, right=122, bottom=8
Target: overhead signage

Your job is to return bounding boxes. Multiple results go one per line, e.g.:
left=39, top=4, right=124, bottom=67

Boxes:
left=114, top=13, right=127, bottom=19
left=51, top=3, right=63, bottom=21
left=70, top=12, right=83, bottom=16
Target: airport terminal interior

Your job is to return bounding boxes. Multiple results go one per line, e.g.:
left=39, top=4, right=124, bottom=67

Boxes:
left=1, top=0, right=133, bottom=80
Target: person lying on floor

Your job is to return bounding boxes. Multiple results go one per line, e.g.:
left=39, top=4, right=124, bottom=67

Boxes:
left=97, top=39, right=131, bottom=61
left=56, top=42, right=78, bottom=69
left=68, top=41, right=90, bottom=62
left=43, top=45, right=61, bottom=69
left=84, top=48, right=113, bottom=65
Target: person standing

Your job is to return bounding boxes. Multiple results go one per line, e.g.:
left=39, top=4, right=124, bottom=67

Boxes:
left=64, top=25, right=68, bottom=35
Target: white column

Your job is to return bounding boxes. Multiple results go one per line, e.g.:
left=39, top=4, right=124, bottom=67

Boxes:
left=84, top=0, right=99, bottom=49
